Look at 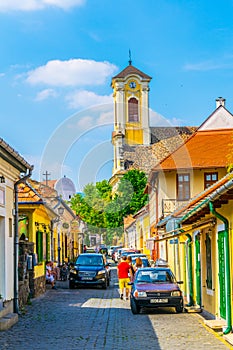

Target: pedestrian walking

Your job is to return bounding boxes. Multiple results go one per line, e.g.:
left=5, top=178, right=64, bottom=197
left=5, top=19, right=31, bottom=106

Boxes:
left=133, top=257, right=143, bottom=273
left=117, top=255, right=131, bottom=300
left=127, top=255, right=135, bottom=282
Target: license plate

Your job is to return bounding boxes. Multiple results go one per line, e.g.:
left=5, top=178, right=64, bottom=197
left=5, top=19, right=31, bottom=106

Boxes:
left=150, top=298, right=168, bottom=303
left=81, top=277, right=93, bottom=280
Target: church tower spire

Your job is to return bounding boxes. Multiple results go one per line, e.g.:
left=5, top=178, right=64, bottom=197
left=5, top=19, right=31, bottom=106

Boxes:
left=128, top=49, right=132, bottom=65
left=110, top=61, right=152, bottom=189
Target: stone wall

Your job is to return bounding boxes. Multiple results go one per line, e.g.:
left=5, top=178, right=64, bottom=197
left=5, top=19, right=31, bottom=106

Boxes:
left=18, top=241, right=46, bottom=306
left=18, top=280, right=30, bottom=309
left=32, top=275, right=46, bottom=298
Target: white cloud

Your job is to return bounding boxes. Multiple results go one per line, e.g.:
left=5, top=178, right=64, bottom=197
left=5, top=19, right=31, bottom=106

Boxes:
left=0, top=0, right=85, bottom=12
left=66, top=90, right=113, bottom=109
left=76, top=116, right=94, bottom=130
left=26, top=59, right=117, bottom=87
left=35, top=88, right=58, bottom=101
left=97, top=111, right=113, bottom=125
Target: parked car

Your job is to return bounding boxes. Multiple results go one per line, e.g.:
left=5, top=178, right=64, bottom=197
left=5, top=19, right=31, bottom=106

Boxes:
left=98, top=246, right=108, bottom=255
left=84, top=247, right=97, bottom=253
left=69, top=253, right=111, bottom=289
left=129, top=267, right=184, bottom=314
left=108, top=245, right=121, bottom=256
left=112, top=247, right=123, bottom=262
left=130, top=255, right=151, bottom=268
left=120, top=250, right=141, bottom=260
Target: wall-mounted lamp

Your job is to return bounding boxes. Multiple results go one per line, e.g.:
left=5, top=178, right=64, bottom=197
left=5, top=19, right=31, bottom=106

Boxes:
left=0, top=175, right=5, bottom=183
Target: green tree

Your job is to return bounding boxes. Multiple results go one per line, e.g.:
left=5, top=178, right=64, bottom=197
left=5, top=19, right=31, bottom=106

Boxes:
left=105, top=169, right=148, bottom=231
left=70, top=171, right=148, bottom=245
left=70, top=180, right=112, bottom=242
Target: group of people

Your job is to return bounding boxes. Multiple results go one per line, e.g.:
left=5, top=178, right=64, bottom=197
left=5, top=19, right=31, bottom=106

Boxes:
left=117, top=255, right=143, bottom=300
left=45, top=261, right=69, bottom=289
left=45, top=261, right=58, bottom=289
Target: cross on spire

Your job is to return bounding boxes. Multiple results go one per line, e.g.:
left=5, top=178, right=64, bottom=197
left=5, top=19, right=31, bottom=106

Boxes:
left=43, top=170, right=51, bottom=186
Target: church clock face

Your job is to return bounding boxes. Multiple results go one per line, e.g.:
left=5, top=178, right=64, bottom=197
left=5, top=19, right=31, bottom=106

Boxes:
left=129, top=81, right=136, bottom=89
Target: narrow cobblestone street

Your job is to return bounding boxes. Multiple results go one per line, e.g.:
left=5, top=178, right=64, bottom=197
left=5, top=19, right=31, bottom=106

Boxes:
left=0, top=267, right=231, bottom=350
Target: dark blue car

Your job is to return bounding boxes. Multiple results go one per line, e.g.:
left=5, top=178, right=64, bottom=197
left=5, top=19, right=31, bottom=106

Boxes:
left=69, top=253, right=111, bottom=289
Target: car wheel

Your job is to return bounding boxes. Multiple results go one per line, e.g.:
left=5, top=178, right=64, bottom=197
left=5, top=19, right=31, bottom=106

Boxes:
left=176, top=306, right=183, bottom=313
left=69, top=281, right=75, bottom=289
left=130, top=298, right=140, bottom=314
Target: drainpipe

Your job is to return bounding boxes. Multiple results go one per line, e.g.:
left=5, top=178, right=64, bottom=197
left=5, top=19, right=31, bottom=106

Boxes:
left=186, top=234, right=194, bottom=306
left=14, top=168, right=33, bottom=314
left=209, top=202, right=232, bottom=334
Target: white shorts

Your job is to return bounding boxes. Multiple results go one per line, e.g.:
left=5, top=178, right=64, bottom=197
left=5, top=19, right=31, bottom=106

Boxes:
left=46, top=275, right=54, bottom=283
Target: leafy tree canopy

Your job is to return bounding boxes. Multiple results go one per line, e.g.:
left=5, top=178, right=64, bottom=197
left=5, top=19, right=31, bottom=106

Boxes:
left=70, top=170, right=148, bottom=245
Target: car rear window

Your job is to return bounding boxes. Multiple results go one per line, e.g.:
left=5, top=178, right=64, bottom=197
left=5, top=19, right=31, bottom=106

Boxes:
left=136, top=270, right=175, bottom=283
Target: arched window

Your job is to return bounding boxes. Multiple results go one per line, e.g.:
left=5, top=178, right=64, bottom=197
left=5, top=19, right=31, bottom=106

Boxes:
left=128, top=97, right=139, bottom=122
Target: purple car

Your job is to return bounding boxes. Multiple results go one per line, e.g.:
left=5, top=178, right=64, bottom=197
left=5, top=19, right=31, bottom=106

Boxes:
left=129, top=267, right=184, bottom=314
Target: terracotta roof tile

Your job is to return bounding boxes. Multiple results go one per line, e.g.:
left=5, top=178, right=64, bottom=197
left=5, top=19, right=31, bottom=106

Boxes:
left=153, top=129, right=233, bottom=171
left=124, top=215, right=135, bottom=229
left=41, top=180, right=57, bottom=189
left=18, top=182, right=42, bottom=203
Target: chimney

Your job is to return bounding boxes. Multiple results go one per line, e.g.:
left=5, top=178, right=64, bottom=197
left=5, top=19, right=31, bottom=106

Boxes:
left=216, top=97, right=226, bottom=108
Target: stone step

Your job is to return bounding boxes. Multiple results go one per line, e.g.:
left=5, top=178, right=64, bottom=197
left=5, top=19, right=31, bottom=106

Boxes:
left=184, top=305, right=202, bottom=313
left=0, top=313, right=18, bottom=331
left=204, top=319, right=226, bottom=331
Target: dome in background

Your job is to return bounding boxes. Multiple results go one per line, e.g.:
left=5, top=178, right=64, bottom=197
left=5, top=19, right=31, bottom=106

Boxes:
left=54, top=176, right=76, bottom=201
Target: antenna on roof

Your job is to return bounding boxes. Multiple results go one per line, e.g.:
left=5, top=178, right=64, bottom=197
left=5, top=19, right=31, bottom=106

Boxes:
left=129, top=49, right=132, bottom=65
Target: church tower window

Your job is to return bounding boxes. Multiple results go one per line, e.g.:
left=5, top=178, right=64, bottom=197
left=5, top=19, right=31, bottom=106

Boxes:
left=128, top=97, right=139, bottom=122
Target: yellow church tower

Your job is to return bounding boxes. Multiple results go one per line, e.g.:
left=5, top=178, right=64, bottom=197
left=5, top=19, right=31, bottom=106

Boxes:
left=110, top=57, right=152, bottom=189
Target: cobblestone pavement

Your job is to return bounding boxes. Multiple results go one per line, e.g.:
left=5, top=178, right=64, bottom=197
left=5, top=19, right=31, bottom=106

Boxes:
left=0, top=267, right=231, bottom=350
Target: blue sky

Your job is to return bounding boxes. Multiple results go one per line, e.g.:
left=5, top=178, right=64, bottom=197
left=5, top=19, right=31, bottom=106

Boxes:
left=1, top=0, right=233, bottom=191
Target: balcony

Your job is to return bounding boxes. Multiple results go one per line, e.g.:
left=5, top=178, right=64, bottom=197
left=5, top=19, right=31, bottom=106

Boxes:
left=162, top=198, right=189, bottom=217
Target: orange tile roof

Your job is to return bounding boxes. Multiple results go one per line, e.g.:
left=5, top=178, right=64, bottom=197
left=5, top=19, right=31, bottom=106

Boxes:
left=124, top=215, right=135, bottom=229
left=153, top=129, right=233, bottom=171
left=18, top=182, right=42, bottom=203
left=41, top=180, right=57, bottom=189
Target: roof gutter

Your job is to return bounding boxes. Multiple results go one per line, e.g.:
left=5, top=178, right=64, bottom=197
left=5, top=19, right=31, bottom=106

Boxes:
left=14, top=167, right=33, bottom=314
left=209, top=202, right=231, bottom=334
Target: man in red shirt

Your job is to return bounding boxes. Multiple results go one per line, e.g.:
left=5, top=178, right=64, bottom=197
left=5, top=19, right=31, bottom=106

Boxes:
left=117, top=255, right=131, bottom=300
